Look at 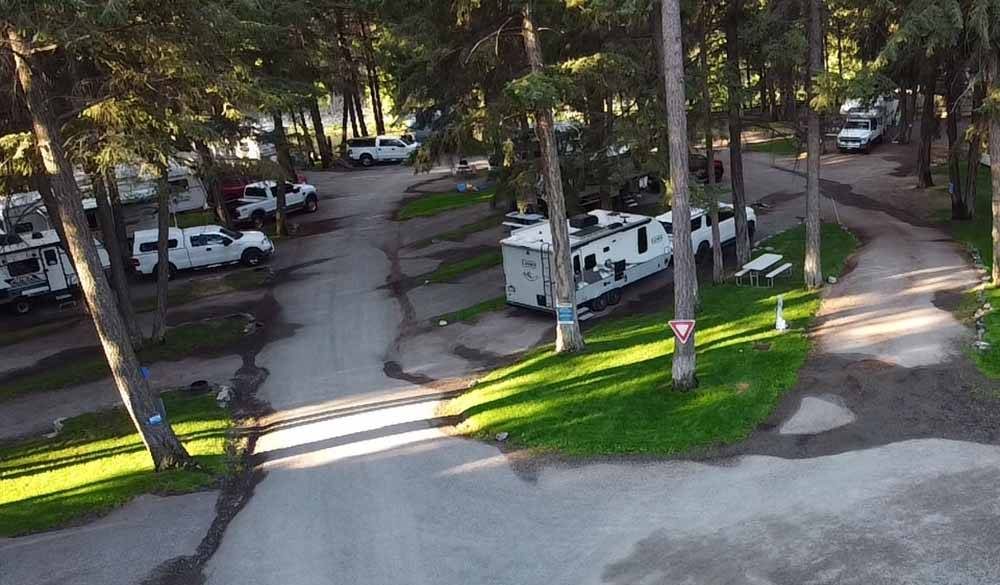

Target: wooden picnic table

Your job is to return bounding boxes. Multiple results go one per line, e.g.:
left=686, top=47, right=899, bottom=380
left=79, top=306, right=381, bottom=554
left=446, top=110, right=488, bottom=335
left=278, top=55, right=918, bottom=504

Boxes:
left=740, top=253, right=783, bottom=286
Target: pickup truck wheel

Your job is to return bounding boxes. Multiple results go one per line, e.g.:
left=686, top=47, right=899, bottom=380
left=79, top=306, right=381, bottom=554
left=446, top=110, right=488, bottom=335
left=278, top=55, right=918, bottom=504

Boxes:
left=695, top=242, right=711, bottom=264
left=305, top=196, right=318, bottom=213
left=607, top=289, right=623, bottom=306
left=242, top=248, right=264, bottom=267
left=251, top=210, right=266, bottom=229
left=360, top=154, right=374, bottom=167
left=152, top=263, right=177, bottom=281
left=10, top=299, right=31, bottom=315
left=589, top=294, right=609, bottom=313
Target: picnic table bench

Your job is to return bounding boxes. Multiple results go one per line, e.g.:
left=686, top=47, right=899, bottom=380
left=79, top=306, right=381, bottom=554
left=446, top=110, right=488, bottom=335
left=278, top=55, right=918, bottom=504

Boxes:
left=736, top=253, right=784, bottom=287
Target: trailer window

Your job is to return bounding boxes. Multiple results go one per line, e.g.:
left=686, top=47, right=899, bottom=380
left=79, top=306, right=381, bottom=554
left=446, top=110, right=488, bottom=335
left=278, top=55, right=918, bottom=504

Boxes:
left=14, top=222, right=33, bottom=234
left=8, top=258, right=40, bottom=277
left=44, top=249, right=59, bottom=266
left=584, top=254, right=597, bottom=270
left=637, top=227, right=648, bottom=254
left=573, top=255, right=581, bottom=275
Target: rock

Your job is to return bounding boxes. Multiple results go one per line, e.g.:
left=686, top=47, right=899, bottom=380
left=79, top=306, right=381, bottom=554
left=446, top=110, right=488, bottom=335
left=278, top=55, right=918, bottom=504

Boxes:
left=466, top=379, right=478, bottom=389
left=974, top=341, right=992, bottom=351
left=438, top=320, right=449, bottom=327
left=495, top=432, right=509, bottom=442
left=985, top=303, right=993, bottom=311
left=827, top=276, right=838, bottom=285
left=43, top=416, right=69, bottom=438
left=764, top=246, right=775, bottom=252
left=216, top=385, right=234, bottom=407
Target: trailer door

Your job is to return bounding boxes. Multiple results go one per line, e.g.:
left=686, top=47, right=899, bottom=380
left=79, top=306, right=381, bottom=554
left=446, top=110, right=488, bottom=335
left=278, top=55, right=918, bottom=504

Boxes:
left=42, top=247, right=68, bottom=291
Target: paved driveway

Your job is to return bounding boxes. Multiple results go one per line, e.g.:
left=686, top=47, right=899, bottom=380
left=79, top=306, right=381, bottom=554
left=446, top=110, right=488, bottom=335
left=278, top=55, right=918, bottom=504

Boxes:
left=198, top=156, right=1000, bottom=585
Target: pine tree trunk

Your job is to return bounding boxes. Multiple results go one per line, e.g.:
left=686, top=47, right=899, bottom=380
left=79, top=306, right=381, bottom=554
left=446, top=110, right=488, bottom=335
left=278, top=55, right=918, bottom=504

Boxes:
left=359, top=19, right=386, bottom=135
left=151, top=173, right=171, bottom=344
left=353, top=92, right=369, bottom=137
left=194, top=141, right=232, bottom=227
left=339, top=91, right=350, bottom=148
left=701, top=25, right=723, bottom=284
left=31, top=172, right=72, bottom=263
left=347, top=93, right=360, bottom=138
left=310, top=98, right=334, bottom=168
left=661, top=0, right=698, bottom=390
left=989, top=52, right=1000, bottom=285
left=93, top=173, right=143, bottom=346
left=271, top=112, right=292, bottom=237
left=916, top=62, right=938, bottom=188
left=726, top=0, right=751, bottom=266
left=804, top=0, right=824, bottom=289
left=945, top=68, right=970, bottom=219
left=296, top=108, right=316, bottom=165
left=8, top=28, right=192, bottom=470
left=522, top=4, right=585, bottom=353
left=962, top=82, right=985, bottom=216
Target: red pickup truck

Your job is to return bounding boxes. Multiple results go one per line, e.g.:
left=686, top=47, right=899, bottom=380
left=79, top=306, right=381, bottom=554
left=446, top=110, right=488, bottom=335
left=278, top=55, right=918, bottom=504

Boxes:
left=222, top=172, right=307, bottom=201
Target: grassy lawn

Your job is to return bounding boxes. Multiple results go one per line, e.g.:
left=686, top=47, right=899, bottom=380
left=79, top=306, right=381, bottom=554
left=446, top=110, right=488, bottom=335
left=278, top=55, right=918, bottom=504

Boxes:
left=435, top=296, right=506, bottom=324
left=746, top=136, right=802, bottom=156
left=134, top=268, right=270, bottom=313
left=411, top=214, right=504, bottom=249
left=175, top=210, right=218, bottom=228
left=939, top=163, right=1000, bottom=377
left=0, top=318, right=80, bottom=348
left=444, top=223, right=857, bottom=455
left=0, top=392, right=231, bottom=537
left=397, top=187, right=495, bottom=220
left=425, top=250, right=502, bottom=283
left=0, top=317, right=247, bottom=402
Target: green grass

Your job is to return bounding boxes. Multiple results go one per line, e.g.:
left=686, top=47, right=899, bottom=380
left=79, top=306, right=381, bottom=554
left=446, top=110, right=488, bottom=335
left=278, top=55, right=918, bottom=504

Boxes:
left=746, top=137, right=802, bottom=156
left=940, top=163, right=1000, bottom=378
left=175, top=210, right=218, bottom=228
left=435, top=296, right=507, bottom=324
left=0, top=318, right=80, bottom=348
left=397, top=187, right=496, bottom=220
left=425, top=250, right=503, bottom=283
left=444, top=223, right=857, bottom=455
left=134, top=268, right=270, bottom=313
left=0, top=317, right=247, bottom=402
left=0, top=392, right=231, bottom=537
left=411, top=214, right=504, bottom=249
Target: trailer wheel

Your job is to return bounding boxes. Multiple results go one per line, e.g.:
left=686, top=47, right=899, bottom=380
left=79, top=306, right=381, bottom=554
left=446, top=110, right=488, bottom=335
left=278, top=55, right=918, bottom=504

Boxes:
left=10, top=299, right=31, bottom=315
left=607, top=289, right=623, bottom=306
left=589, top=294, right=609, bottom=313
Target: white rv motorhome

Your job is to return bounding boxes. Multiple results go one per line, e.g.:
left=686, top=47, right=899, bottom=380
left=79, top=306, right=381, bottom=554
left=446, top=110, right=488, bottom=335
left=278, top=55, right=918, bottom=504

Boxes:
left=0, top=230, right=110, bottom=315
left=501, top=210, right=671, bottom=314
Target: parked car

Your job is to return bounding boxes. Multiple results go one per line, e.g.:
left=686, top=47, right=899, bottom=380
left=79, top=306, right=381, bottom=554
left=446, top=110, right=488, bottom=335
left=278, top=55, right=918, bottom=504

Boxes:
left=656, top=203, right=756, bottom=263
left=688, top=153, right=725, bottom=184
left=345, top=135, right=420, bottom=167
left=131, top=225, right=274, bottom=279
left=222, top=172, right=307, bottom=201
left=228, top=181, right=319, bottom=229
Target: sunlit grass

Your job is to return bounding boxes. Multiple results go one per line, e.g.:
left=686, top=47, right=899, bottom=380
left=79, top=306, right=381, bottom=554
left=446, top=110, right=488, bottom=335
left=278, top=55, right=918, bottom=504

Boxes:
left=0, top=392, right=231, bottom=536
left=444, top=223, right=857, bottom=455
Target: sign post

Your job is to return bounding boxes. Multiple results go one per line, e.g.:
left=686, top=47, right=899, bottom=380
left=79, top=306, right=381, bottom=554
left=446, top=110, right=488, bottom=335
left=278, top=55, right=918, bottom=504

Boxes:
left=668, top=319, right=696, bottom=345
left=556, top=304, right=575, bottom=325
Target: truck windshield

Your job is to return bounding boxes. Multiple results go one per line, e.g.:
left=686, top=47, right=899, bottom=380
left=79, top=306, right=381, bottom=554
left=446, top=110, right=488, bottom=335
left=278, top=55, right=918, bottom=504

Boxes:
left=244, top=187, right=268, bottom=199
left=219, top=228, right=244, bottom=240
left=659, top=221, right=673, bottom=235
left=845, top=120, right=870, bottom=130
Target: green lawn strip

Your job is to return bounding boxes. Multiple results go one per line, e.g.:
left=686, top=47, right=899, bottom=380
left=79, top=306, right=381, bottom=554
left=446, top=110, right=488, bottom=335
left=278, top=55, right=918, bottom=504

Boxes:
left=397, top=187, right=495, bottom=220
left=746, top=137, right=801, bottom=156
left=434, top=296, right=507, bottom=324
left=410, top=214, right=504, bottom=249
left=0, top=317, right=247, bottom=402
left=425, top=250, right=503, bottom=283
left=0, top=318, right=80, bottom=348
left=444, top=223, right=857, bottom=455
left=941, top=163, right=1000, bottom=377
left=0, top=391, right=231, bottom=537
left=134, top=268, right=270, bottom=313
left=175, top=210, right=218, bottom=228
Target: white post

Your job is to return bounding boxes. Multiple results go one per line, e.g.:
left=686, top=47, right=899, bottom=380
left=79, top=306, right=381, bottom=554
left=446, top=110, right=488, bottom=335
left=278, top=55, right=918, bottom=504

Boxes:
left=775, top=294, right=788, bottom=331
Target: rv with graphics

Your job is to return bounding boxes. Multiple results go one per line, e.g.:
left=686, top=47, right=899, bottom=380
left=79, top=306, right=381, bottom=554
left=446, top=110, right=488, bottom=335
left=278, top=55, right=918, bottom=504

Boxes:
left=0, top=230, right=110, bottom=315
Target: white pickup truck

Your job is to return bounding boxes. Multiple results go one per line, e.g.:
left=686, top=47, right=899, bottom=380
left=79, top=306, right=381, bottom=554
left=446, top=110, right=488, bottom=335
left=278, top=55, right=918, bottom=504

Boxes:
left=346, top=135, right=420, bottom=167
left=229, top=181, right=319, bottom=229
left=131, top=225, right=274, bottom=279
left=656, top=203, right=757, bottom=263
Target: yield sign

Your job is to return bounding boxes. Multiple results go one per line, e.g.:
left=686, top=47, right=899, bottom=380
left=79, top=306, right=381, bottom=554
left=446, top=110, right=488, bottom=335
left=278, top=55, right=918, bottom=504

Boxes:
left=669, top=320, right=696, bottom=345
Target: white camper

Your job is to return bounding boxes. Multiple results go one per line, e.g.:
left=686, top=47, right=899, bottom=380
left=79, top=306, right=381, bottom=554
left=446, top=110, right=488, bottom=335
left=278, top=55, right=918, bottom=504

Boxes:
left=0, top=230, right=110, bottom=315
left=501, top=210, right=671, bottom=314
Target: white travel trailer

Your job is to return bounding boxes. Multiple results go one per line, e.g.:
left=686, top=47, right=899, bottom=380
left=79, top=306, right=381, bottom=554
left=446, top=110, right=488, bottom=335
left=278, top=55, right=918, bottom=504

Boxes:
left=0, top=230, right=110, bottom=314
left=501, top=210, right=672, bottom=314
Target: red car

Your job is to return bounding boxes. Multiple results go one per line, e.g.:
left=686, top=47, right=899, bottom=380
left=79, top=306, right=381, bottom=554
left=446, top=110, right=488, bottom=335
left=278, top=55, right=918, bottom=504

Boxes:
left=222, top=172, right=307, bottom=201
